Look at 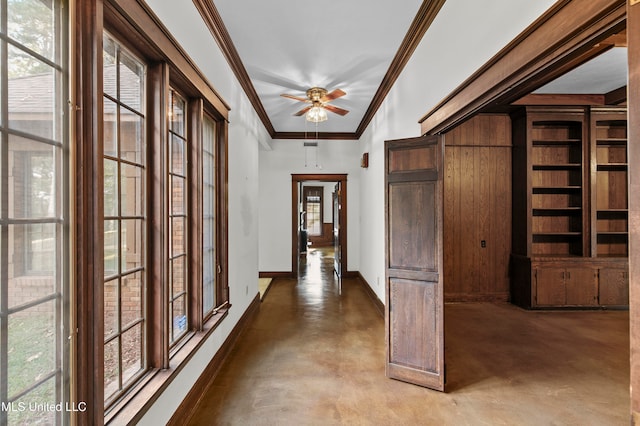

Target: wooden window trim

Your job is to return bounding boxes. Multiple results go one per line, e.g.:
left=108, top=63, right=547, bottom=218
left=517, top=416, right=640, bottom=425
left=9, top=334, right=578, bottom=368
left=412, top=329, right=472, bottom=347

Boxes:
left=303, top=186, right=324, bottom=237
left=76, top=0, right=230, bottom=423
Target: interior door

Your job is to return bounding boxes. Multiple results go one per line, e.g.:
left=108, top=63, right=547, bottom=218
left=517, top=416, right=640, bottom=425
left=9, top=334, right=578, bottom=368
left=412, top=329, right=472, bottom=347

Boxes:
left=385, top=134, right=444, bottom=391
left=333, top=182, right=341, bottom=278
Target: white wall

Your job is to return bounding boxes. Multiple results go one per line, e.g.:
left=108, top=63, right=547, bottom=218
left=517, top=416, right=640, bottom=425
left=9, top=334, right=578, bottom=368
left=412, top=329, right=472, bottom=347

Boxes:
left=259, top=139, right=361, bottom=272
left=301, top=181, right=336, bottom=224
left=138, top=1, right=268, bottom=424
left=357, top=0, right=556, bottom=302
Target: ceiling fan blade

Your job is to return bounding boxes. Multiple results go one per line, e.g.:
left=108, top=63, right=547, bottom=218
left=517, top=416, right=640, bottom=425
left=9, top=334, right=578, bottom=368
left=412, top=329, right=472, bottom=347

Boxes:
left=281, top=93, right=310, bottom=103
left=321, top=88, right=346, bottom=102
left=324, top=104, right=349, bottom=116
left=294, top=106, right=312, bottom=116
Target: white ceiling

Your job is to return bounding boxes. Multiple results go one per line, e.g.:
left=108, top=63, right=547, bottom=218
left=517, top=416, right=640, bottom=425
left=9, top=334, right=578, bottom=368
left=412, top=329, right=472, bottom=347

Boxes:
left=212, top=1, right=627, bottom=135
left=214, top=0, right=423, bottom=134
left=535, top=47, right=628, bottom=94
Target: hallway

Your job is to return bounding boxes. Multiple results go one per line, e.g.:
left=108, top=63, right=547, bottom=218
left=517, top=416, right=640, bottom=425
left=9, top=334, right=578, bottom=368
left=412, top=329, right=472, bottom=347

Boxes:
left=186, top=248, right=629, bottom=425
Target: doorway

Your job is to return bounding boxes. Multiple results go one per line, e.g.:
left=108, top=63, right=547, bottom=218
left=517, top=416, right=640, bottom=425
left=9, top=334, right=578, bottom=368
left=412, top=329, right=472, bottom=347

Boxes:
left=291, top=174, right=347, bottom=279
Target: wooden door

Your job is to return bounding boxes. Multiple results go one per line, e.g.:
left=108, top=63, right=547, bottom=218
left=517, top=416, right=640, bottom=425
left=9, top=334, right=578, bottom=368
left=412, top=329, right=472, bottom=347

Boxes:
left=385, top=135, right=444, bottom=391
left=565, top=267, right=597, bottom=306
left=333, top=182, right=341, bottom=277
left=535, top=267, right=566, bottom=306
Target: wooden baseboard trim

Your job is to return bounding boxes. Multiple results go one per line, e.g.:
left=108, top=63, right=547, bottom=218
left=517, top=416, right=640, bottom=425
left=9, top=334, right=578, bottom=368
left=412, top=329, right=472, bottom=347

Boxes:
left=445, top=292, right=510, bottom=303
left=259, top=271, right=294, bottom=279
left=168, top=293, right=261, bottom=426
left=343, top=271, right=359, bottom=279
left=356, top=272, right=385, bottom=317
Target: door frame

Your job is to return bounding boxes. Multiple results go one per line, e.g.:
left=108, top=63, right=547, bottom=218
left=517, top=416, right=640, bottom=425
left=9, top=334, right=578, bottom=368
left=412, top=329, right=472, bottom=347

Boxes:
left=291, top=174, right=347, bottom=278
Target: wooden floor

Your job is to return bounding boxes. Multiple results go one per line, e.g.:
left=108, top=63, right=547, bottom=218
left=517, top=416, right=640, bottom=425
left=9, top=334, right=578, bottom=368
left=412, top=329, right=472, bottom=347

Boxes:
left=187, top=248, right=630, bottom=425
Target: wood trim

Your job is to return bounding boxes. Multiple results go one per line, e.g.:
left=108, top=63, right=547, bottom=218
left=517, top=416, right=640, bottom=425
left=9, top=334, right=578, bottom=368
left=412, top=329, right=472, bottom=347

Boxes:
left=420, top=0, right=627, bottom=134
left=259, top=271, right=294, bottom=279
left=628, top=0, right=640, bottom=419
left=167, top=294, right=261, bottom=426
left=192, top=0, right=272, bottom=132
left=192, top=0, right=445, bottom=139
left=605, top=85, right=628, bottom=104
left=273, top=131, right=359, bottom=141
left=356, top=272, right=384, bottom=317
left=75, top=0, right=105, bottom=422
left=512, top=93, right=606, bottom=106
left=444, top=293, right=510, bottom=303
left=148, top=62, right=170, bottom=369
left=110, top=0, right=230, bottom=119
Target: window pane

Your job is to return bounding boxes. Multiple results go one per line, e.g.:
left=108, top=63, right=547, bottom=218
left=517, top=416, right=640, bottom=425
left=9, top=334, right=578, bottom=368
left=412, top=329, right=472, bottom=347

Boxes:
left=8, top=45, right=59, bottom=141
left=119, top=50, right=144, bottom=111
left=7, top=223, right=57, bottom=285
left=171, top=217, right=185, bottom=256
left=121, top=163, right=144, bottom=217
left=120, top=108, right=144, bottom=164
left=171, top=295, right=187, bottom=341
left=103, top=97, right=118, bottom=156
left=171, top=256, right=186, bottom=296
left=8, top=0, right=55, bottom=61
left=171, top=176, right=185, bottom=215
left=171, top=135, right=185, bottom=176
left=104, top=339, right=120, bottom=401
left=103, top=35, right=117, bottom=98
left=7, top=301, right=56, bottom=398
left=104, top=278, right=119, bottom=339
left=121, top=272, right=143, bottom=327
left=121, top=324, right=143, bottom=385
left=8, top=136, right=59, bottom=219
left=121, top=219, right=143, bottom=273
left=202, top=116, right=216, bottom=315
left=8, top=377, right=56, bottom=425
left=104, top=159, right=118, bottom=217
left=170, top=93, right=185, bottom=136
left=104, top=220, right=119, bottom=277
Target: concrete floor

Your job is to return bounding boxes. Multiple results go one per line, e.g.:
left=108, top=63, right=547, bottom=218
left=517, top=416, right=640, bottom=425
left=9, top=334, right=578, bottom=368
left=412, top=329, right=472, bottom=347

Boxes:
left=187, top=248, right=630, bottom=425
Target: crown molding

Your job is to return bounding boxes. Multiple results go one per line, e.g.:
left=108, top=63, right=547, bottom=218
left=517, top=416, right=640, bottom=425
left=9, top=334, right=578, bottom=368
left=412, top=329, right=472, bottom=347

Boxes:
left=193, top=0, right=445, bottom=140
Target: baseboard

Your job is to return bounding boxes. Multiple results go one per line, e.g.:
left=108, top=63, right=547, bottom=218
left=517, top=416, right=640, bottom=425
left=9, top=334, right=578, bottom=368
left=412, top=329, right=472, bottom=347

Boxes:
left=168, top=293, right=261, bottom=426
left=259, top=271, right=294, bottom=279
left=445, top=292, right=510, bottom=303
left=356, top=272, right=385, bottom=317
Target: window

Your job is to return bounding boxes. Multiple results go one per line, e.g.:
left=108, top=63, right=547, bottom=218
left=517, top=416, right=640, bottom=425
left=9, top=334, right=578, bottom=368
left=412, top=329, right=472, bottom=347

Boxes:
left=168, top=89, right=189, bottom=345
left=102, top=33, right=147, bottom=406
left=0, top=0, right=69, bottom=424
left=202, top=115, right=216, bottom=317
left=303, top=186, right=323, bottom=236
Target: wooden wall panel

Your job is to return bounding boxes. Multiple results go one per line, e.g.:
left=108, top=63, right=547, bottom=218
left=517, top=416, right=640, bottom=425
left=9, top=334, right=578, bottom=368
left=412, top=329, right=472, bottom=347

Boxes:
left=444, top=115, right=512, bottom=302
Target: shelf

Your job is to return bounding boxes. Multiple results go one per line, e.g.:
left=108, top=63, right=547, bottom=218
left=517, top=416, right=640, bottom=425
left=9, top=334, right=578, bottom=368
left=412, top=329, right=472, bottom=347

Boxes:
left=596, top=138, right=627, bottom=145
left=533, top=164, right=581, bottom=170
left=532, top=139, right=582, bottom=146
left=532, top=186, right=581, bottom=194
left=533, top=208, right=581, bottom=216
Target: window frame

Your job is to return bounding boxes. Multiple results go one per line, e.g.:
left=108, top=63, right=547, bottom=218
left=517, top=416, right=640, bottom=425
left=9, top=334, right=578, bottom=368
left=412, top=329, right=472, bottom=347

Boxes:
left=0, top=0, right=70, bottom=424
left=74, top=1, right=231, bottom=423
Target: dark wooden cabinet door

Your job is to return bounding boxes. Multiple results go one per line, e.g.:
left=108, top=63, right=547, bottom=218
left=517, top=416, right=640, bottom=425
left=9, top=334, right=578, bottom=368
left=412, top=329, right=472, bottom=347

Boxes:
left=385, top=135, right=444, bottom=391
left=333, top=182, right=341, bottom=277
left=565, top=268, right=597, bottom=305
left=599, top=268, right=629, bottom=305
left=535, top=268, right=566, bottom=305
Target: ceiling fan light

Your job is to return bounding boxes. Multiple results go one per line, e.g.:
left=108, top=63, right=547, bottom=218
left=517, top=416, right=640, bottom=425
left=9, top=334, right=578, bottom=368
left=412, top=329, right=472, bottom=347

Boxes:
left=306, top=105, right=328, bottom=123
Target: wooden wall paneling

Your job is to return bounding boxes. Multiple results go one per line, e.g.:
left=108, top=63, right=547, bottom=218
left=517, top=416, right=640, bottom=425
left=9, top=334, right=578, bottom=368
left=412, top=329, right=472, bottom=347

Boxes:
left=629, top=0, right=640, bottom=421
left=443, top=115, right=512, bottom=302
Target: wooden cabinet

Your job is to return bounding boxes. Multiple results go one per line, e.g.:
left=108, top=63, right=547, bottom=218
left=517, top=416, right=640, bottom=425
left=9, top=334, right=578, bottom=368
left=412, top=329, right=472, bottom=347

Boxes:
left=511, top=106, right=628, bottom=308
left=534, top=265, right=597, bottom=307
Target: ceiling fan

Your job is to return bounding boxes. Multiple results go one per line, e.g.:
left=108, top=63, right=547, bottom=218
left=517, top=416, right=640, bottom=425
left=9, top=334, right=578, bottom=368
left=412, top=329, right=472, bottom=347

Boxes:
left=280, top=87, right=349, bottom=122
